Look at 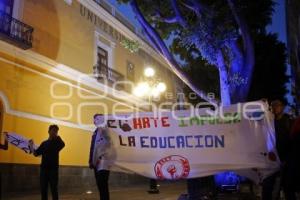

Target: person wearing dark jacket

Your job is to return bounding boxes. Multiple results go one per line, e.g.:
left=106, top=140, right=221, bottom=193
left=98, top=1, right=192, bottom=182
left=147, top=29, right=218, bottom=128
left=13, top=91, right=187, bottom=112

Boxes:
left=262, top=100, right=296, bottom=200
left=29, top=125, right=65, bottom=200
left=289, top=116, right=300, bottom=193
left=0, top=133, right=8, bottom=200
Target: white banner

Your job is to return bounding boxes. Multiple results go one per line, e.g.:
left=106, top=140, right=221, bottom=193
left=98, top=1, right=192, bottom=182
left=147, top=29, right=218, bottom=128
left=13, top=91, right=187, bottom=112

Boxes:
left=6, top=132, right=37, bottom=154
left=106, top=101, right=280, bottom=183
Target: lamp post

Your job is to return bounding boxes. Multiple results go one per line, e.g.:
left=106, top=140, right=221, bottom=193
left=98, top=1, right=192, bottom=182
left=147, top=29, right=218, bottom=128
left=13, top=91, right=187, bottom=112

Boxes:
left=132, top=67, right=166, bottom=194
left=133, top=67, right=166, bottom=107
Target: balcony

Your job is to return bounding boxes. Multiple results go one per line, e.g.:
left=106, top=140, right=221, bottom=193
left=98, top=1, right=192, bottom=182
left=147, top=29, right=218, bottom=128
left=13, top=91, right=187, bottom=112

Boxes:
left=0, top=11, right=34, bottom=50
left=93, top=64, right=125, bottom=90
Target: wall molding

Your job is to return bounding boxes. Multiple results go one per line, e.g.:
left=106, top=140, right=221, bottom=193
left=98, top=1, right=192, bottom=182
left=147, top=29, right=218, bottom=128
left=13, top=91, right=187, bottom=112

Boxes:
left=0, top=40, right=149, bottom=108
left=0, top=91, right=93, bottom=131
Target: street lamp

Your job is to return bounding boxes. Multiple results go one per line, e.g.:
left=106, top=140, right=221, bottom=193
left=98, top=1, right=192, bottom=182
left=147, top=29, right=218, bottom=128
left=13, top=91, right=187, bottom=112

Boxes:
left=144, top=67, right=155, bottom=77
left=133, top=67, right=167, bottom=102
left=157, top=82, right=166, bottom=92
left=133, top=82, right=150, bottom=97
left=133, top=67, right=165, bottom=194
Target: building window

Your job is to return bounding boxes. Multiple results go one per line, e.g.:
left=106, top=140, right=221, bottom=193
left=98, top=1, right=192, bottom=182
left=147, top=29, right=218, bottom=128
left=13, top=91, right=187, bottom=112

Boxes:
left=94, top=32, right=114, bottom=70
left=94, top=46, right=109, bottom=80
left=94, top=45, right=124, bottom=86
left=94, top=32, right=124, bottom=89
left=97, top=47, right=108, bottom=68
left=126, top=61, right=135, bottom=82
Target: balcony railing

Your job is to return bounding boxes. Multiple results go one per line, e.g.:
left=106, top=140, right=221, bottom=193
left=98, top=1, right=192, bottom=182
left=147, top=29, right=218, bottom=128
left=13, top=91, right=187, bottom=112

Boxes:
left=93, top=64, right=125, bottom=90
left=0, top=11, right=34, bottom=50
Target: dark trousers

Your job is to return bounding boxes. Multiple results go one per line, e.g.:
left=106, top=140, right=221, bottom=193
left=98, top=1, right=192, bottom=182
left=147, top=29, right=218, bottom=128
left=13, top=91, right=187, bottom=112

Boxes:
left=262, top=172, right=279, bottom=200
left=40, top=168, right=58, bottom=200
left=187, top=178, right=203, bottom=200
left=149, top=179, right=157, bottom=190
left=94, top=170, right=110, bottom=200
left=262, top=170, right=297, bottom=200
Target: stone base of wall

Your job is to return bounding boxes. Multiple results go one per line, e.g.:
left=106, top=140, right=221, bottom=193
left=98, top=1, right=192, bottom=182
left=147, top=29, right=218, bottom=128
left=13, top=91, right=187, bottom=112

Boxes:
left=0, top=163, right=149, bottom=198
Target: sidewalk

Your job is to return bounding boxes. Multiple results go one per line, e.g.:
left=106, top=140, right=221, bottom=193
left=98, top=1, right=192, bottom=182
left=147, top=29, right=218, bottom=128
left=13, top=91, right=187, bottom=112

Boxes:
left=4, top=182, right=187, bottom=200
left=3, top=181, right=259, bottom=200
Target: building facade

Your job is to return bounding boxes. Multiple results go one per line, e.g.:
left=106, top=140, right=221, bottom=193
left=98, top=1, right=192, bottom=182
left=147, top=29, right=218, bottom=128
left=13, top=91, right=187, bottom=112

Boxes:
left=286, top=0, right=300, bottom=115
left=0, top=0, right=183, bottom=195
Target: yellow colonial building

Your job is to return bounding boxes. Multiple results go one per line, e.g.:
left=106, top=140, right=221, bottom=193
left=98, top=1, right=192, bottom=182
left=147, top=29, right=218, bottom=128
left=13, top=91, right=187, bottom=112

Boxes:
left=0, top=0, right=183, bottom=194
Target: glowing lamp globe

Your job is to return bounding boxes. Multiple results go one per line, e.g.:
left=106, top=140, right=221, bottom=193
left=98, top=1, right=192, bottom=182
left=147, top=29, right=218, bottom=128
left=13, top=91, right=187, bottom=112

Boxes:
left=157, top=82, right=166, bottom=92
left=144, top=67, right=155, bottom=77
left=133, top=82, right=150, bottom=97
left=151, top=87, right=160, bottom=97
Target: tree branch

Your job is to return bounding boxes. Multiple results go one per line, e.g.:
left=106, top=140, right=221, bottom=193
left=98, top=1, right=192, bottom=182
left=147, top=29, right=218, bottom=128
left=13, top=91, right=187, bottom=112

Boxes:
left=130, top=0, right=219, bottom=104
left=180, top=0, right=212, bottom=16
left=137, top=15, right=163, bottom=54
left=229, top=40, right=243, bottom=74
left=217, top=51, right=231, bottom=105
left=140, top=24, right=163, bottom=54
left=151, top=0, right=188, bottom=28
left=170, top=0, right=188, bottom=28
left=227, top=0, right=255, bottom=102
left=152, top=10, right=179, bottom=24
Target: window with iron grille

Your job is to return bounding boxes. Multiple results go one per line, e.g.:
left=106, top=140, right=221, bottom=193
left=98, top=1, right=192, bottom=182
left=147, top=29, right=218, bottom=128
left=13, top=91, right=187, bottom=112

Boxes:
left=97, top=47, right=108, bottom=67
left=95, top=46, right=109, bottom=80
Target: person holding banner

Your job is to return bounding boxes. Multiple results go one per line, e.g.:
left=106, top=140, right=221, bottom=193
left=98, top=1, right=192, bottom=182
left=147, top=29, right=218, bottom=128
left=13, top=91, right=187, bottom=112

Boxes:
left=289, top=116, right=300, bottom=195
left=89, top=114, right=112, bottom=200
left=0, top=133, right=8, bottom=200
left=262, top=100, right=296, bottom=200
left=0, top=132, right=8, bottom=150
left=29, top=125, right=65, bottom=200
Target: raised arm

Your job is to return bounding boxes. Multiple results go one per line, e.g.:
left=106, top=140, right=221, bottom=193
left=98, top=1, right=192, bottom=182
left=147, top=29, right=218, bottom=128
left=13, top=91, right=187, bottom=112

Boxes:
left=56, top=136, right=65, bottom=151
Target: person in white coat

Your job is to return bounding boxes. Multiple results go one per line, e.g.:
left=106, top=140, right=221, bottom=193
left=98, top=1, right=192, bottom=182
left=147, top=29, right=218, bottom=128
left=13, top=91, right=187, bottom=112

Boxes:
left=89, top=114, right=112, bottom=200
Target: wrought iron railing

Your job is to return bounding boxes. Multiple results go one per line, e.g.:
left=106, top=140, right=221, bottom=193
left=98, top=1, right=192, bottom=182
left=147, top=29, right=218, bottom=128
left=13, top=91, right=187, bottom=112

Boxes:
left=93, top=64, right=125, bottom=90
left=0, top=11, right=34, bottom=49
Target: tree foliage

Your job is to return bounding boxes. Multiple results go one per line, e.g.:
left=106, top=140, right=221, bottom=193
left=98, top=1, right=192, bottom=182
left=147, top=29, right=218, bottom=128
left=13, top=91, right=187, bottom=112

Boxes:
left=116, top=0, right=288, bottom=105
left=178, top=32, right=288, bottom=104
left=248, top=33, right=289, bottom=102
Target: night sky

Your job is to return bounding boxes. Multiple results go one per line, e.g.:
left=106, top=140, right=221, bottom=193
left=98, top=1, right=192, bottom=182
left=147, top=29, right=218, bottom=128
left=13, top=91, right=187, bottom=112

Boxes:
left=266, top=0, right=287, bottom=43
